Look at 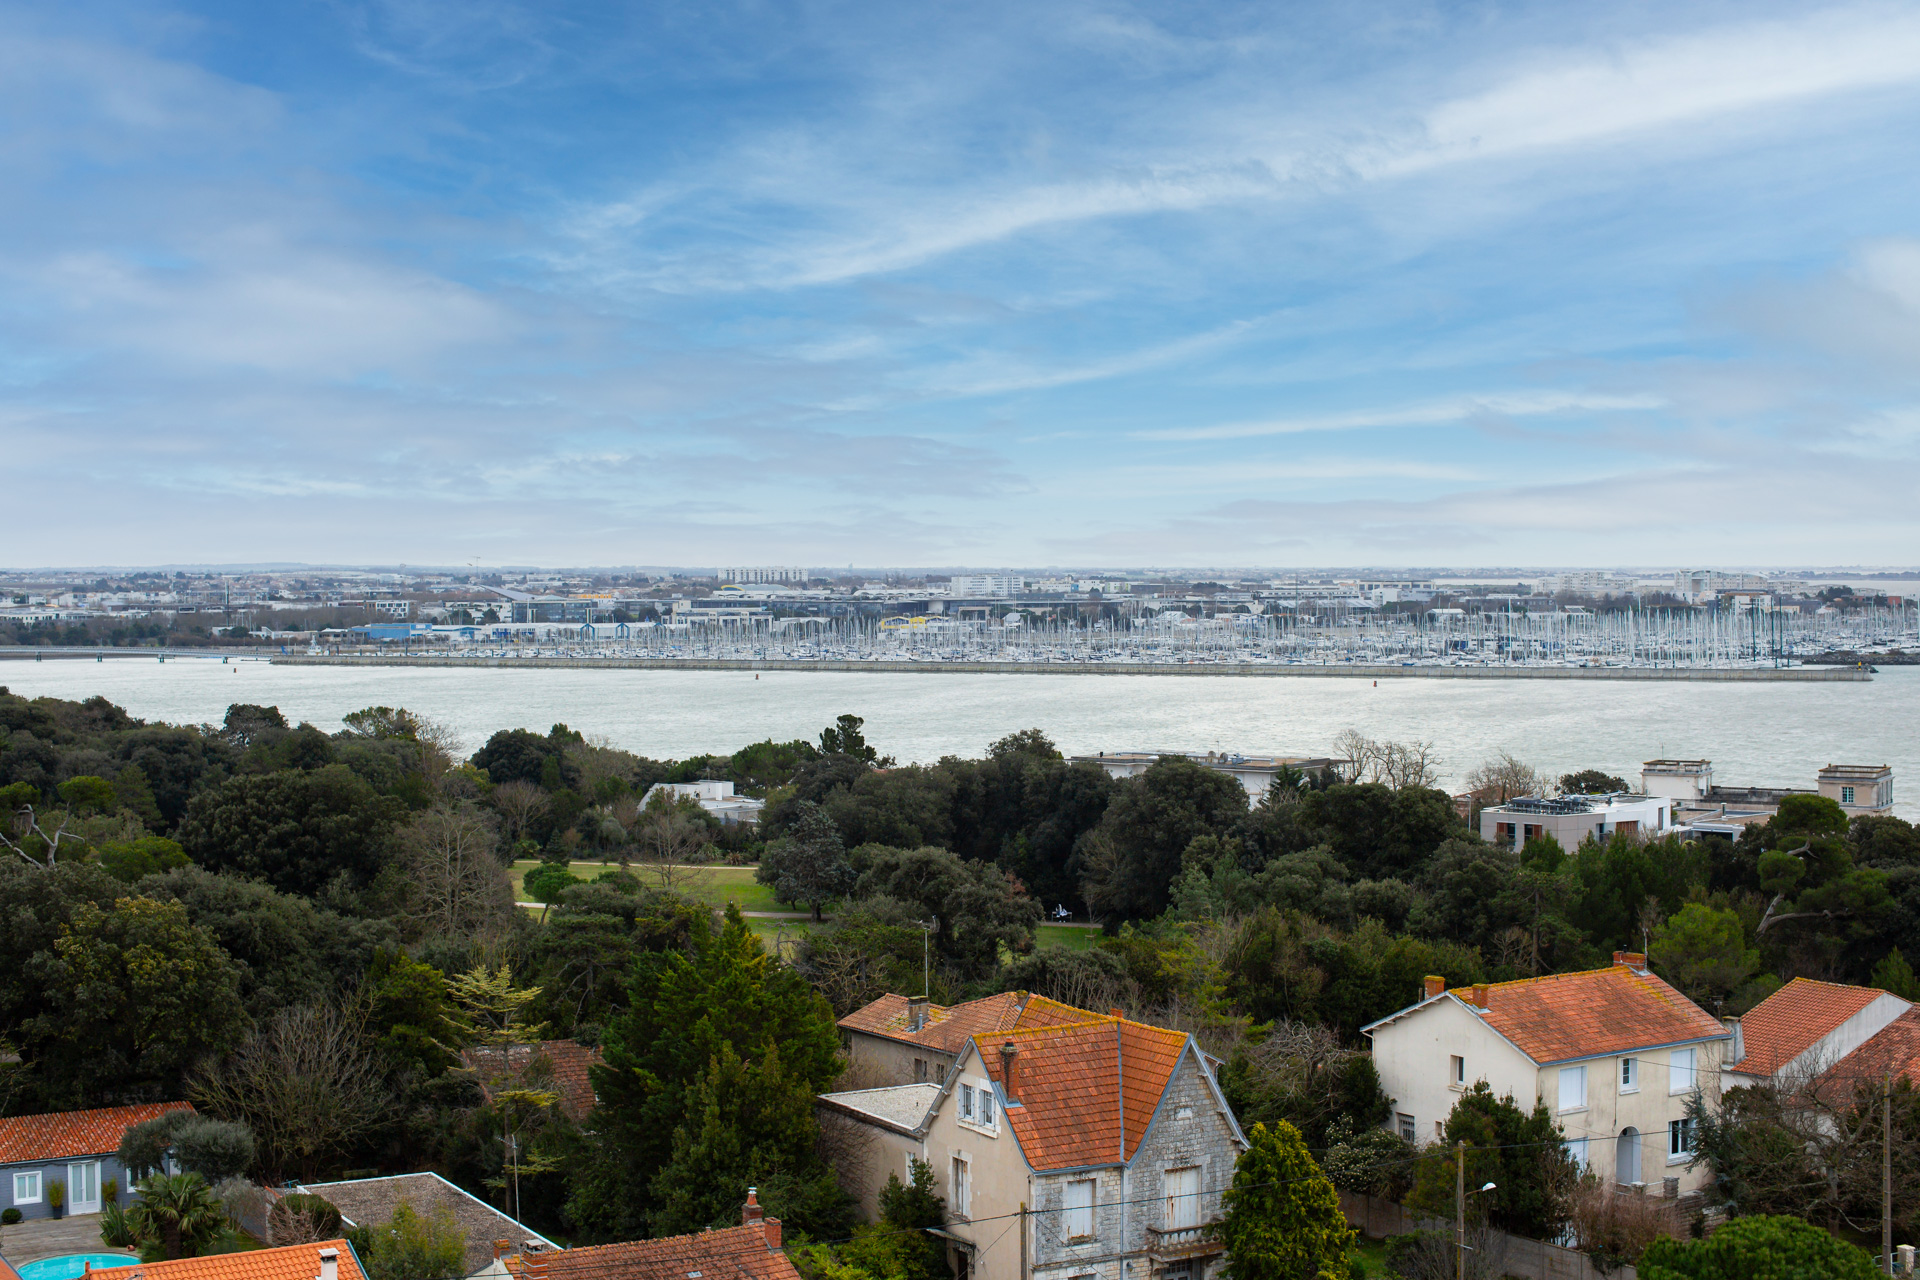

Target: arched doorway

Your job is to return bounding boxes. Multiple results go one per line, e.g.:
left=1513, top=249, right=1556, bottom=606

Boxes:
left=1617, top=1127, right=1641, bottom=1185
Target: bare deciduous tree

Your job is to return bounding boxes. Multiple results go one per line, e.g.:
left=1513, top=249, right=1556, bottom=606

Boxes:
left=398, top=803, right=514, bottom=939
left=633, top=799, right=714, bottom=895
left=1334, top=729, right=1443, bottom=790
left=0, top=804, right=88, bottom=868
left=1464, top=752, right=1547, bottom=802
left=489, top=781, right=549, bottom=844
left=190, top=1002, right=397, bottom=1182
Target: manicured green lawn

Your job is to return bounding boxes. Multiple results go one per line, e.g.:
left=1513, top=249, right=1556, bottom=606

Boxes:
left=1035, top=924, right=1096, bottom=950
left=510, top=860, right=810, bottom=913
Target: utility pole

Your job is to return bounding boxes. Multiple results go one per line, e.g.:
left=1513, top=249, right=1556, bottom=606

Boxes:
left=1456, top=1140, right=1465, bottom=1280
left=1886, top=1068, right=1894, bottom=1277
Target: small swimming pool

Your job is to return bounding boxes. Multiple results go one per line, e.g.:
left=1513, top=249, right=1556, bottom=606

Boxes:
left=15, top=1253, right=141, bottom=1280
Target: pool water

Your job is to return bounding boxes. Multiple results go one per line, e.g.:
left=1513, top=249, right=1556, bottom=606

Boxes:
left=15, top=1254, right=141, bottom=1280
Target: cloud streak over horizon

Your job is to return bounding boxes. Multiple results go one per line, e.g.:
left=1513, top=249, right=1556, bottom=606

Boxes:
left=3, top=0, right=1920, bottom=568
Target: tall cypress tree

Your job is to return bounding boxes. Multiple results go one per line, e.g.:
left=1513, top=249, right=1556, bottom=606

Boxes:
left=571, top=904, right=841, bottom=1239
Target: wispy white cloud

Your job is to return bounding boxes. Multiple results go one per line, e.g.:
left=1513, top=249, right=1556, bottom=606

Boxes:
left=1132, top=392, right=1665, bottom=442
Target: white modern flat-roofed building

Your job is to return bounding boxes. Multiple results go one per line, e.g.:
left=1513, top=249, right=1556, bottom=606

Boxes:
left=1641, top=760, right=1713, bottom=803
left=1071, top=750, right=1339, bottom=799
left=641, top=780, right=764, bottom=824
left=949, top=574, right=1021, bottom=597
left=1480, top=793, right=1673, bottom=851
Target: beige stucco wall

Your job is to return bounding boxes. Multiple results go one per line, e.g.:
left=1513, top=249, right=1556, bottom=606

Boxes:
left=1369, top=996, right=1539, bottom=1146
left=923, top=1045, right=1035, bottom=1280
left=816, top=1104, right=928, bottom=1221
left=1544, top=1040, right=1722, bottom=1192
left=846, top=1030, right=957, bottom=1087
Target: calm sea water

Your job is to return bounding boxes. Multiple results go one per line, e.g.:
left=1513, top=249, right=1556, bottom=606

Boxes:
left=3, top=658, right=1914, bottom=817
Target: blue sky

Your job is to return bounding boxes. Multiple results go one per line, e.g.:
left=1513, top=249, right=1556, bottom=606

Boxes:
left=6, top=0, right=1920, bottom=569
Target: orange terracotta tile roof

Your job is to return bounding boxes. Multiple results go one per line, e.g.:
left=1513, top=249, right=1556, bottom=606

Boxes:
left=0, top=1101, right=193, bottom=1164
left=510, top=1224, right=799, bottom=1280
left=464, top=1040, right=604, bottom=1121
left=1816, top=1009, right=1920, bottom=1102
left=1470, top=965, right=1727, bottom=1064
left=1732, top=978, right=1892, bottom=1077
left=974, top=1016, right=1191, bottom=1170
left=88, top=1241, right=364, bottom=1280
left=837, top=991, right=1103, bottom=1056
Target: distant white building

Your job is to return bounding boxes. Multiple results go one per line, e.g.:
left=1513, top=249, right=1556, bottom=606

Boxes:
left=642, top=780, right=765, bottom=825
left=1480, top=793, right=1674, bottom=851
left=1071, top=750, right=1339, bottom=800
left=950, top=574, right=1021, bottom=597
left=721, top=567, right=809, bottom=584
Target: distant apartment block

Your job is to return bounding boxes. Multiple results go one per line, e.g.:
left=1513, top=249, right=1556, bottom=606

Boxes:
left=949, top=574, right=1021, bottom=597
left=721, top=567, right=809, bottom=583
left=1071, top=750, right=1339, bottom=800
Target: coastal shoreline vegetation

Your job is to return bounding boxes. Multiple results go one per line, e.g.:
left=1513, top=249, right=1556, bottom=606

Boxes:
left=3, top=686, right=1918, bottom=1270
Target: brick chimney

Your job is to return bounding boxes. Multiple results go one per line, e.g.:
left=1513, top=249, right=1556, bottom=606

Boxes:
left=907, top=996, right=929, bottom=1032
left=1613, top=952, right=1648, bottom=974
left=1423, top=975, right=1445, bottom=1001
left=763, top=1217, right=783, bottom=1250
left=522, top=1254, right=548, bottom=1280
left=1108, top=1007, right=1125, bottom=1019
left=743, top=1187, right=764, bottom=1225
left=492, top=1241, right=512, bottom=1262
left=319, top=1248, right=339, bottom=1280
left=1470, top=983, right=1490, bottom=1009
left=1000, top=1041, right=1019, bottom=1103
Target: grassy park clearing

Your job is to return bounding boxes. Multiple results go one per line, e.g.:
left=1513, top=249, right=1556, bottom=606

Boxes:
left=512, top=859, right=1099, bottom=951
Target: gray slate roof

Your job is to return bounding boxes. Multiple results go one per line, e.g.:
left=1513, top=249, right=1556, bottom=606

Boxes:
left=298, top=1172, right=560, bottom=1276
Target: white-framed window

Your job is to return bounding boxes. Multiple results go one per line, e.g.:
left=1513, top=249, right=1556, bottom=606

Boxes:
left=1397, top=1113, right=1415, bottom=1141
left=1063, top=1178, right=1096, bottom=1239
left=959, top=1083, right=974, bottom=1120
left=1564, top=1138, right=1590, bottom=1172
left=1450, top=1055, right=1465, bottom=1087
left=1669, top=1047, right=1697, bottom=1095
left=13, top=1170, right=42, bottom=1204
left=1669, top=1118, right=1696, bottom=1160
left=1558, top=1064, right=1587, bottom=1112
left=1620, top=1058, right=1638, bottom=1092
left=951, top=1156, right=970, bottom=1218
left=1843, top=786, right=1856, bottom=805
left=979, top=1086, right=995, bottom=1129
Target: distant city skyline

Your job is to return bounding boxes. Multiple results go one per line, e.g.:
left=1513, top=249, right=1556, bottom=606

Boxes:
left=6, top=1, right=1920, bottom=566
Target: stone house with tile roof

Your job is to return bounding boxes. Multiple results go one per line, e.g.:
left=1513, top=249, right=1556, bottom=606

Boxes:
left=1720, top=977, right=1910, bottom=1089
left=819, top=1011, right=1245, bottom=1280
left=0, top=1101, right=193, bottom=1222
left=86, top=1240, right=365, bottom=1280
left=1363, top=954, right=1730, bottom=1195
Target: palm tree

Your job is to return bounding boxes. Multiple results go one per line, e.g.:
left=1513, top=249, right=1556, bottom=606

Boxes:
left=127, top=1173, right=227, bottom=1259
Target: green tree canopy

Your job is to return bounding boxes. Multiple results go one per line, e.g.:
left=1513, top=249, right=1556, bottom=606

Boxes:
left=34, top=896, right=249, bottom=1104
left=1218, top=1120, right=1354, bottom=1280
left=854, top=844, right=1040, bottom=977
left=758, top=799, right=855, bottom=921
left=1078, top=757, right=1251, bottom=920
left=1638, top=1214, right=1876, bottom=1280
left=177, top=765, right=403, bottom=899
left=1405, top=1083, right=1577, bottom=1242
left=1651, top=903, right=1760, bottom=1009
